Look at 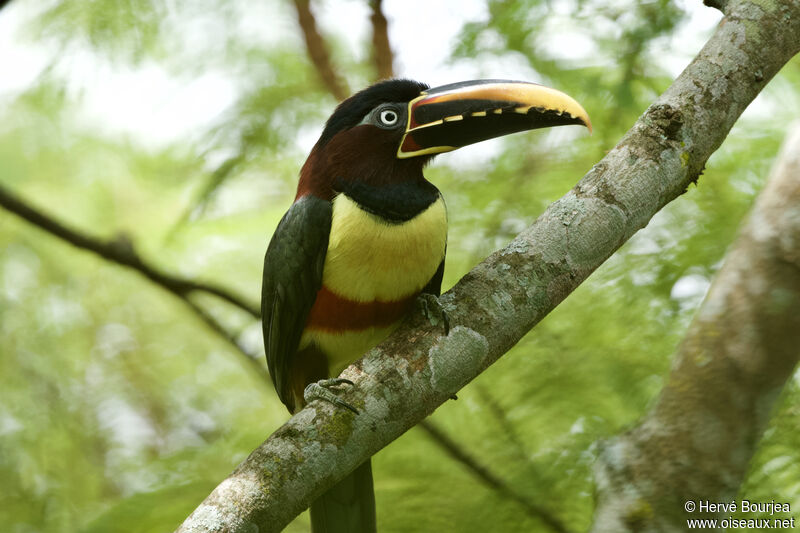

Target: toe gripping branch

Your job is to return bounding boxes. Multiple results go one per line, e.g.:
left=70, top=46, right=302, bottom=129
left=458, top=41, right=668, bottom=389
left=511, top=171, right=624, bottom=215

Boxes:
left=304, top=378, right=359, bottom=414
left=417, top=294, right=457, bottom=400
left=417, top=293, right=450, bottom=335
left=303, top=295, right=452, bottom=414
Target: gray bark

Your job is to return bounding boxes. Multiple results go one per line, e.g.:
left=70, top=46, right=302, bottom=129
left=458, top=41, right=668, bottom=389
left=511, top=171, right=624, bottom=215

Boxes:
left=177, top=0, right=800, bottom=531
left=591, top=123, right=800, bottom=532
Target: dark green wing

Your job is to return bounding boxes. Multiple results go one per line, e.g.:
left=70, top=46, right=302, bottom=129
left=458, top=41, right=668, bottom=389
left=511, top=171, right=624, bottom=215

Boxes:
left=262, top=195, right=332, bottom=412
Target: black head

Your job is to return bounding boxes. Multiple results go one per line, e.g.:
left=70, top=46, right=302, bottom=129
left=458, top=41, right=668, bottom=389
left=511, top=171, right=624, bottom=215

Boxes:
left=316, top=79, right=428, bottom=148
left=298, top=79, right=431, bottom=199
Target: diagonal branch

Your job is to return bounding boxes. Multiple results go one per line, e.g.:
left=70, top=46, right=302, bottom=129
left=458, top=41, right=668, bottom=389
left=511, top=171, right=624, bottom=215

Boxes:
left=369, top=0, right=394, bottom=80
left=0, top=183, right=267, bottom=382
left=291, top=0, right=349, bottom=101
left=0, top=182, right=260, bottom=318
left=473, top=383, right=535, bottom=469
left=591, top=122, right=800, bottom=532
left=176, top=0, right=800, bottom=531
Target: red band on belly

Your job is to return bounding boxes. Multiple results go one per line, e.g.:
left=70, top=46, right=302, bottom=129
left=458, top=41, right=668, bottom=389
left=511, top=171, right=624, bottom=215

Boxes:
left=306, top=286, right=417, bottom=332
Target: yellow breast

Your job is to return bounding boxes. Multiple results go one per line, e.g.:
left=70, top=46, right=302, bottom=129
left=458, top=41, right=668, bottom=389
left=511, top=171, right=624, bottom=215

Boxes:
left=322, top=193, right=448, bottom=302
left=301, top=193, right=448, bottom=376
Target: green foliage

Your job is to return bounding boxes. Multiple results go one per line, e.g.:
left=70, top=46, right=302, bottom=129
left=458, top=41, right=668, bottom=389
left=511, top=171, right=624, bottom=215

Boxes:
left=1, top=1, right=799, bottom=532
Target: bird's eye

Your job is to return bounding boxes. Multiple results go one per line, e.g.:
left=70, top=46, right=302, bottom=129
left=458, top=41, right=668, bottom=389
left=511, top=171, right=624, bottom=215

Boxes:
left=379, top=109, right=399, bottom=126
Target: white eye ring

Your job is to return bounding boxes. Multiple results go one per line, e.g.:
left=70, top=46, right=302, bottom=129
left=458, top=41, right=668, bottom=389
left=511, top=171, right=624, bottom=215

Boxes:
left=379, top=109, right=399, bottom=126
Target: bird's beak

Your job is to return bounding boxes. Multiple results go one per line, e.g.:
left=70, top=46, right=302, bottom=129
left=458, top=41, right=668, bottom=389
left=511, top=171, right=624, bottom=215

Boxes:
left=397, top=79, right=591, bottom=159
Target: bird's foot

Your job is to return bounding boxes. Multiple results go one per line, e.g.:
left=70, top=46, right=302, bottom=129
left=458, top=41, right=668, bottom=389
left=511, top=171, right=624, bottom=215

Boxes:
left=417, top=293, right=450, bottom=335
left=304, top=378, right=359, bottom=414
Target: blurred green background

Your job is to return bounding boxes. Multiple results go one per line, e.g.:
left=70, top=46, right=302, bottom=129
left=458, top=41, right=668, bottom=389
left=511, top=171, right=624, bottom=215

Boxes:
left=1, top=1, right=799, bottom=531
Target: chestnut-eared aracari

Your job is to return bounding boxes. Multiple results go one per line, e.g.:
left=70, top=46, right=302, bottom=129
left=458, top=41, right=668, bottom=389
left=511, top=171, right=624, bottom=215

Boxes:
left=262, top=79, right=590, bottom=532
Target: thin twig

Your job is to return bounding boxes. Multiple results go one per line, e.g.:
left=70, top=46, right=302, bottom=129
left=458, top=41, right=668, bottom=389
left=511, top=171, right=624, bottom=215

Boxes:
left=473, top=383, right=532, bottom=466
left=0, top=181, right=267, bottom=383
left=369, top=0, right=394, bottom=80
left=0, top=182, right=260, bottom=317
left=291, top=0, right=349, bottom=101
left=417, top=420, right=571, bottom=533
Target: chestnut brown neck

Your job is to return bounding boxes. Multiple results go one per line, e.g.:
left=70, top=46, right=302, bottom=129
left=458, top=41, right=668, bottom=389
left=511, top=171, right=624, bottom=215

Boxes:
left=295, top=126, right=438, bottom=222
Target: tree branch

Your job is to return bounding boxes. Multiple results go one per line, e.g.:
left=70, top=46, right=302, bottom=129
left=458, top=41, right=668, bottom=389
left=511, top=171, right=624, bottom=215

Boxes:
left=369, top=0, right=394, bottom=80
left=0, top=183, right=268, bottom=384
left=176, top=1, right=800, bottom=531
left=590, top=122, right=800, bottom=532
left=0, top=182, right=260, bottom=317
left=291, top=0, right=349, bottom=101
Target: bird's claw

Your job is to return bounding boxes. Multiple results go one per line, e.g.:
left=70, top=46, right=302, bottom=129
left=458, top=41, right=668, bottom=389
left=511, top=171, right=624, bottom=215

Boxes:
left=417, top=293, right=450, bottom=335
left=304, top=378, right=359, bottom=414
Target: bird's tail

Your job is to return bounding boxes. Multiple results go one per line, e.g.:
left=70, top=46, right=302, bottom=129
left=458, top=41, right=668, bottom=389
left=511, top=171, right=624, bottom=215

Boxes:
left=310, top=459, right=376, bottom=533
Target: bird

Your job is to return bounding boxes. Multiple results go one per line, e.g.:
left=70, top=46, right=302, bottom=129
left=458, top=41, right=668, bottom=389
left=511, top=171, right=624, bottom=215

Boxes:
left=262, top=78, right=590, bottom=532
